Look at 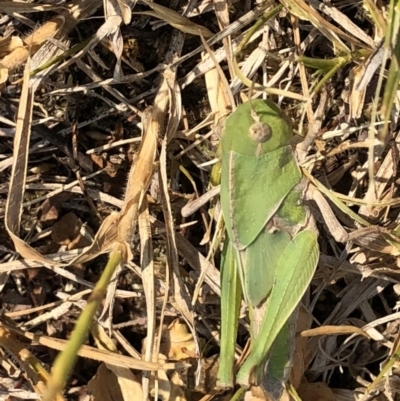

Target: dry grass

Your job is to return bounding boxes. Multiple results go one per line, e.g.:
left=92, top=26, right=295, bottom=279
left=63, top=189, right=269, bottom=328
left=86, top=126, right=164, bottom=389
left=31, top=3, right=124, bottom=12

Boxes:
left=0, top=0, right=399, bottom=400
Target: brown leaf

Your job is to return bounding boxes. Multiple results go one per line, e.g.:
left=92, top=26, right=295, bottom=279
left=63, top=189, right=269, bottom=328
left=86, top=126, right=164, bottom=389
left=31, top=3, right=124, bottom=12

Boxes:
left=297, top=382, right=336, bottom=401
left=51, top=212, right=92, bottom=250
left=88, top=363, right=143, bottom=401
left=160, top=319, right=197, bottom=361
left=0, top=35, right=23, bottom=58
left=182, top=354, right=218, bottom=395
left=39, top=193, right=72, bottom=226
left=170, top=371, right=187, bottom=401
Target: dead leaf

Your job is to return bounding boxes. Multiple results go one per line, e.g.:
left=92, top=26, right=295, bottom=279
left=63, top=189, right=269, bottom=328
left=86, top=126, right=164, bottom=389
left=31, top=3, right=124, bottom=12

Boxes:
left=298, top=382, right=336, bottom=401
left=149, top=368, right=172, bottom=401
left=181, top=354, right=219, bottom=395
left=90, top=323, right=151, bottom=401
left=88, top=363, right=143, bottom=401
left=160, top=319, right=197, bottom=361
left=39, top=193, right=72, bottom=226
left=170, top=371, right=187, bottom=401
left=0, top=0, right=102, bottom=78
left=0, top=35, right=24, bottom=58
left=301, top=325, right=369, bottom=339
left=51, top=212, right=92, bottom=250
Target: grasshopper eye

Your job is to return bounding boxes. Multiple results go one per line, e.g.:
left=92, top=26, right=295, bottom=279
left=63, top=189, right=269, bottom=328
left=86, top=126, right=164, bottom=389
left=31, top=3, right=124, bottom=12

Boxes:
left=249, top=122, right=272, bottom=143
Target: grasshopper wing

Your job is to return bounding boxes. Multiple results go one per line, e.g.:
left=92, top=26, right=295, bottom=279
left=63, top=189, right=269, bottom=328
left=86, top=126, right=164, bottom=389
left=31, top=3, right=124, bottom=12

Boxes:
left=221, top=147, right=300, bottom=250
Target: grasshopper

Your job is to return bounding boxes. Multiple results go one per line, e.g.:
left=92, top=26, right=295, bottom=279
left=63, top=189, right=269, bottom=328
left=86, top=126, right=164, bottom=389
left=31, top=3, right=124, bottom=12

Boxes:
left=217, top=98, right=336, bottom=397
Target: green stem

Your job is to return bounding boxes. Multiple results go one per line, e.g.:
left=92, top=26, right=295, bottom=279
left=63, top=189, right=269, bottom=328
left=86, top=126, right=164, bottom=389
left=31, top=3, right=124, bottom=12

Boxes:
left=42, top=249, right=123, bottom=401
left=230, top=387, right=246, bottom=401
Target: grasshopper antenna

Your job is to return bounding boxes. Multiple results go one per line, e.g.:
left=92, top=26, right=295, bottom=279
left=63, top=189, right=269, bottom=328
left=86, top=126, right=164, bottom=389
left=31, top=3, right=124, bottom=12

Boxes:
left=248, top=78, right=258, bottom=123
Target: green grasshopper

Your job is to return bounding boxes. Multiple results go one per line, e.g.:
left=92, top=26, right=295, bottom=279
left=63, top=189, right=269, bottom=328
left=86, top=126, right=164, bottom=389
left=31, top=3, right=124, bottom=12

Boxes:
left=217, top=99, right=320, bottom=396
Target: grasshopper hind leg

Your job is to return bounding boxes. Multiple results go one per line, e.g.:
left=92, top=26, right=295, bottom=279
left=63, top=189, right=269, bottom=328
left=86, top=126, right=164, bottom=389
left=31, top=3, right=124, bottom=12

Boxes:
left=217, top=238, right=242, bottom=388
left=236, top=229, right=319, bottom=389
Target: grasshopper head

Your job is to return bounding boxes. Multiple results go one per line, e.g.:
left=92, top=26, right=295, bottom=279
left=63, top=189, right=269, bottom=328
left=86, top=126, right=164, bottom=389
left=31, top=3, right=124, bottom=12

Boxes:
left=223, top=99, right=293, bottom=156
